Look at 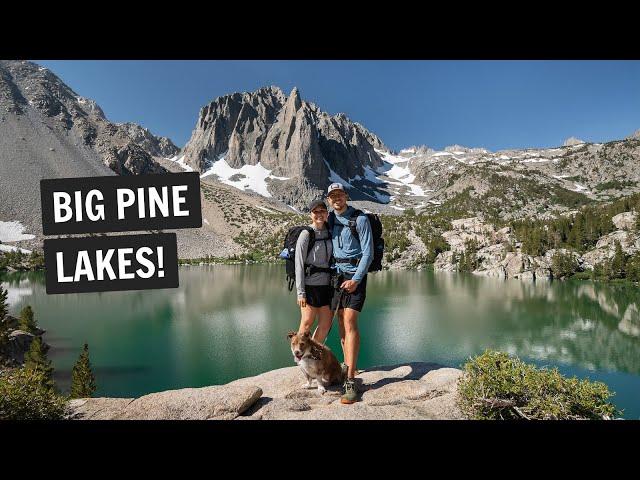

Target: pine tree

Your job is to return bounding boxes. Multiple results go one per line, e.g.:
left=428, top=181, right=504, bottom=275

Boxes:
left=0, top=286, right=8, bottom=341
left=24, top=336, right=55, bottom=390
left=19, top=305, right=37, bottom=334
left=626, top=252, right=640, bottom=282
left=0, top=285, right=8, bottom=322
left=70, top=343, right=96, bottom=399
left=610, top=240, right=626, bottom=279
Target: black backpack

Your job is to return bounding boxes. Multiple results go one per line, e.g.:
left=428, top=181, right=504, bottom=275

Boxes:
left=279, top=226, right=333, bottom=291
left=328, top=209, right=384, bottom=272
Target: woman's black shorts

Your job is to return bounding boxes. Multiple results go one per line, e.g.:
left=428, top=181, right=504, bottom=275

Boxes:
left=304, top=285, right=333, bottom=308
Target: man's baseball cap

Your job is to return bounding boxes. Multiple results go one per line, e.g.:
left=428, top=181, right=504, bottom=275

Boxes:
left=308, top=199, right=327, bottom=212
left=327, top=183, right=345, bottom=195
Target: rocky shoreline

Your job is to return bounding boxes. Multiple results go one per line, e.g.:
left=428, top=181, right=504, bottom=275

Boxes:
left=432, top=212, right=640, bottom=280
left=0, top=314, right=48, bottom=367
left=67, top=362, right=465, bottom=420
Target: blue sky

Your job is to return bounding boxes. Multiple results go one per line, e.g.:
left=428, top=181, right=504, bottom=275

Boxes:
left=35, top=60, right=640, bottom=152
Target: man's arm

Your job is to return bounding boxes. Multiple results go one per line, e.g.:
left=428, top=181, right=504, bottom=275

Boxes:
left=352, top=215, right=373, bottom=283
left=295, top=230, right=310, bottom=299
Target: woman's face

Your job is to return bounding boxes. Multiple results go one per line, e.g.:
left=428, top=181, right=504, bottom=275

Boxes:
left=310, top=207, right=328, bottom=224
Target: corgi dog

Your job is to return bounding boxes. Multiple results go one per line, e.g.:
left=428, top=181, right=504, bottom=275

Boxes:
left=287, top=330, right=345, bottom=394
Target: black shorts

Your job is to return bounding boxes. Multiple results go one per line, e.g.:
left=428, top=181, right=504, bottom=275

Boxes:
left=331, top=274, right=367, bottom=312
left=304, top=285, right=333, bottom=308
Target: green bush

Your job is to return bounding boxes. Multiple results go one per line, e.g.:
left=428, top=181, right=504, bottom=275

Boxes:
left=550, top=250, right=580, bottom=279
left=457, top=350, right=619, bottom=420
left=0, top=368, right=67, bottom=420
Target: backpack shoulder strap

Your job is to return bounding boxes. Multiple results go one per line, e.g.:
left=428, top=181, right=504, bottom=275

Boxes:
left=327, top=211, right=336, bottom=231
left=349, top=209, right=364, bottom=240
left=303, top=226, right=316, bottom=257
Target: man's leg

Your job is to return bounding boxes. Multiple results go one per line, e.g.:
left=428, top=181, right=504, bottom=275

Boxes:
left=337, top=308, right=346, bottom=356
left=342, top=308, right=360, bottom=379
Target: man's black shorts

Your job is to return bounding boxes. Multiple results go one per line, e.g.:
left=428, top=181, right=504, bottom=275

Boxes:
left=304, top=285, right=333, bottom=308
left=331, top=274, right=367, bottom=312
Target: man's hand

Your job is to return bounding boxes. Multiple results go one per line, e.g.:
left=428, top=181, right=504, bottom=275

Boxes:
left=340, top=279, right=359, bottom=293
left=297, top=297, right=307, bottom=308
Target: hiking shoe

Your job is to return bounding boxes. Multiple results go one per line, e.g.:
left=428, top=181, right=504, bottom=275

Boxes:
left=341, top=378, right=358, bottom=404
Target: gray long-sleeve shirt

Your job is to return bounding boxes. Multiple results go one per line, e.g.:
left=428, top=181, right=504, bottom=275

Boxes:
left=295, top=226, right=333, bottom=299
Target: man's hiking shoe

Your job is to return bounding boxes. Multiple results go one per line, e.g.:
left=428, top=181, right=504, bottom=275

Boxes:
left=341, top=378, right=358, bottom=404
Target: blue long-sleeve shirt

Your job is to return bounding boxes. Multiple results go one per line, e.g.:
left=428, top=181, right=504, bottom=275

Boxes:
left=330, top=206, right=373, bottom=283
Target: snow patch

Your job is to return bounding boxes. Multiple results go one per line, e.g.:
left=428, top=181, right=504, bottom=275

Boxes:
left=201, top=156, right=288, bottom=198
left=0, top=244, right=32, bottom=254
left=168, top=155, right=194, bottom=173
left=255, top=205, right=277, bottom=214
left=0, top=221, right=35, bottom=242
left=374, top=150, right=426, bottom=197
left=325, top=160, right=353, bottom=188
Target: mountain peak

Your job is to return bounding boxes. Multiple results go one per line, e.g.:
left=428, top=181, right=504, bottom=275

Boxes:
left=286, top=86, right=302, bottom=110
left=626, top=129, right=640, bottom=140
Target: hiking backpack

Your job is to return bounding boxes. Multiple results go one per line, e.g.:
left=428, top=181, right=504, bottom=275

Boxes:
left=328, top=209, right=385, bottom=272
left=279, top=226, right=333, bottom=291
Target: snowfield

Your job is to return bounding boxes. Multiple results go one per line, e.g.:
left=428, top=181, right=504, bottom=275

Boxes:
left=200, top=155, right=288, bottom=197
left=374, top=149, right=427, bottom=197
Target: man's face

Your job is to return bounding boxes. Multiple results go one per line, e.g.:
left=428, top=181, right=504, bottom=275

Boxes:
left=328, top=190, right=348, bottom=211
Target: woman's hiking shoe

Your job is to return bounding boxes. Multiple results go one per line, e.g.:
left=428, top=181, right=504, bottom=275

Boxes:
left=341, top=378, right=358, bottom=404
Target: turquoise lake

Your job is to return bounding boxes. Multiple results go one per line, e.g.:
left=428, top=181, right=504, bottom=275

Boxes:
left=2, top=264, right=639, bottom=418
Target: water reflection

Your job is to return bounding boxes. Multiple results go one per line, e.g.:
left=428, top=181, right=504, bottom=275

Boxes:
left=367, top=270, right=640, bottom=375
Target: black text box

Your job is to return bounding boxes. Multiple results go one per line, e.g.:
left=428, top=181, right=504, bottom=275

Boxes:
left=40, top=173, right=202, bottom=235
left=44, top=233, right=179, bottom=294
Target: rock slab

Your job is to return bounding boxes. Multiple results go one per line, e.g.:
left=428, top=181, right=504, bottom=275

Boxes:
left=67, top=363, right=465, bottom=420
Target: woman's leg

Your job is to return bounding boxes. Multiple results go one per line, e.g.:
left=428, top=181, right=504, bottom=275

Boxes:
left=298, top=304, right=318, bottom=335
left=312, top=306, right=332, bottom=343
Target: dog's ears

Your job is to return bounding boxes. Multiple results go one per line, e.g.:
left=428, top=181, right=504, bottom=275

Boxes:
left=287, top=331, right=297, bottom=340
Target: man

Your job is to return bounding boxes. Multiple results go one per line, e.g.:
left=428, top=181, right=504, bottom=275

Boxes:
left=326, top=182, right=373, bottom=404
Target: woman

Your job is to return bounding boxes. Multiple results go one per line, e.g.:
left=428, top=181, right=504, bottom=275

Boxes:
left=295, top=199, right=334, bottom=343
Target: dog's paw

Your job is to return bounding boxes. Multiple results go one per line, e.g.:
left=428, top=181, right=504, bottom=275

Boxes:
left=317, top=385, right=326, bottom=395
left=301, top=382, right=313, bottom=389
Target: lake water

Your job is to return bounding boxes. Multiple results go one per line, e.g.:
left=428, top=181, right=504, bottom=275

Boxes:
left=2, top=265, right=639, bottom=419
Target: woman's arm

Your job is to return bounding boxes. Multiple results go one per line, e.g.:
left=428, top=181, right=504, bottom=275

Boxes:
left=295, top=230, right=310, bottom=301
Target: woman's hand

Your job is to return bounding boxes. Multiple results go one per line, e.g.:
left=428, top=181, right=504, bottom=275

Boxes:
left=297, top=296, right=307, bottom=308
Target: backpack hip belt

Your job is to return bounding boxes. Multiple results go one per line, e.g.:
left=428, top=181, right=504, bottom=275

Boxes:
left=334, top=257, right=360, bottom=266
left=304, top=265, right=334, bottom=276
